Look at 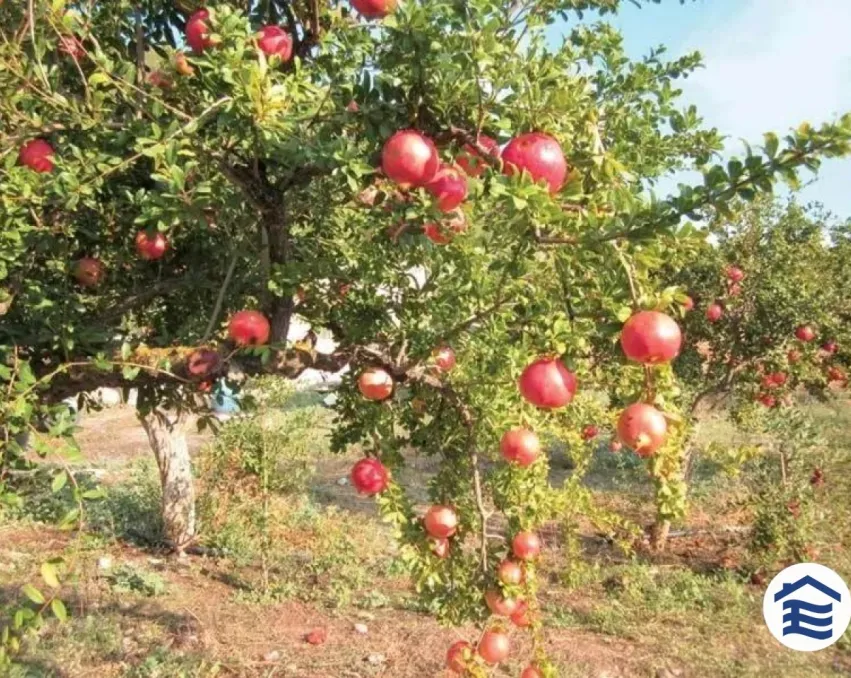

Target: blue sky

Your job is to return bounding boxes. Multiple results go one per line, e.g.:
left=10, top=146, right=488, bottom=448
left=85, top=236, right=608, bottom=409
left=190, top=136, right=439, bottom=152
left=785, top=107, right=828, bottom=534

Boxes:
left=553, top=0, right=851, bottom=217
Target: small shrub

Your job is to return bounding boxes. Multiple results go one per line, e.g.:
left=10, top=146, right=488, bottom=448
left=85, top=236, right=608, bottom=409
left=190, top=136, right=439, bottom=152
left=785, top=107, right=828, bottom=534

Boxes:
left=106, top=564, right=166, bottom=597
left=196, top=380, right=330, bottom=562
left=124, top=648, right=220, bottom=678
left=6, top=467, right=100, bottom=525
left=88, top=460, right=164, bottom=547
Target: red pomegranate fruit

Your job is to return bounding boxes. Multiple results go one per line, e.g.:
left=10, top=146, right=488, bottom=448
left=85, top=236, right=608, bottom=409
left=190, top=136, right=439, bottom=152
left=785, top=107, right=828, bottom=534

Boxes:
left=500, top=428, right=541, bottom=467
left=357, top=368, right=394, bottom=401
left=351, top=458, right=390, bottom=495
left=381, top=130, right=439, bottom=187
left=518, top=357, right=577, bottom=409
left=257, top=25, right=293, bottom=61
left=616, top=403, right=668, bottom=457
left=456, top=134, right=500, bottom=177
left=502, top=132, right=568, bottom=194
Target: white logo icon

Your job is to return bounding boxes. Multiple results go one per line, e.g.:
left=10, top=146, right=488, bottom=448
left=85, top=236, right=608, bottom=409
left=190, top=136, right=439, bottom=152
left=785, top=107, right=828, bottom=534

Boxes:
left=763, top=563, right=851, bottom=651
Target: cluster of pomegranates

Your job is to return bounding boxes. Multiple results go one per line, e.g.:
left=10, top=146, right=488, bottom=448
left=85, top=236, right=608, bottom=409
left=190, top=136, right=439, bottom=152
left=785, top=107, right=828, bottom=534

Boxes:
left=346, top=310, right=688, bottom=674
left=379, top=127, right=568, bottom=245
left=350, top=450, right=543, bottom=674
left=186, top=8, right=293, bottom=61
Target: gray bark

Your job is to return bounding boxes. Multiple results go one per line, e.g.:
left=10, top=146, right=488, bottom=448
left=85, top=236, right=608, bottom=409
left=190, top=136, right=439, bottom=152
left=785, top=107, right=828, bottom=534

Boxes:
left=138, top=409, right=195, bottom=552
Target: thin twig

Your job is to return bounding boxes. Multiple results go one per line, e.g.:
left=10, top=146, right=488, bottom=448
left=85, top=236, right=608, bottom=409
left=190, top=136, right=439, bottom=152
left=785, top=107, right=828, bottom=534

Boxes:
left=202, top=253, right=239, bottom=341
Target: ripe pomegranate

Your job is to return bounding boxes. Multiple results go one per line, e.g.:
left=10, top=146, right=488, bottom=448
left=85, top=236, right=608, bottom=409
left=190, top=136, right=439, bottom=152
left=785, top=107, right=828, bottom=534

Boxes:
left=609, top=440, right=623, bottom=452
left=198, top=380, right=213, bottom=393
left=257, top=25, right=293, bottom=61
left=351, top=458, right=390, bottom=495
left=456, top=134, right=500, bottom=177
left=478, top=628, right=510, bottom=664
left=18, top=139, right=54, bottom=173
left=822, top=340, right=838, bottom=354
left=497, top=560, right=524, bottom=586
left=227, top=310, right=271, bottom=346
left=518, top=357, right=577, bottom=409
left=174, top=51, right=194, bottom=76
left=423, top=505, right=458, bottom=539
left=381, top=130, right=439, bottom=187
left=795, top=325, right=816, bottom=342
left=186, top=9, right=214, bottom=53
left=73, top=257, right=104, bottom=287
left=787, top=349, right=802, bottom=363
left=500, top=428, right=540, bottom=467
left=770, top=372, right=787, bottom=386
left=521, top=665, right=543, bottom=678
left=758, top=394, right=777, bottom=408
left=423, top=209, right=467, bottom=244
left=621, top=311, right=682, bottom=364
left=58, top=36, right=85, bottom=59
left=761, top=374, right=780, bottom=389
left=705, top=303, right=723, bottom=322
left=358, top=368, right=394, bottom=401
left=510, top=601, right=532, bottom=628
left=827, top=366, right=847, bottom=383
left=582, top=425, right=599, bottom=441
left=146, top=70, right=173, bottom=89
left=433, top=345, right=456, bottom=372
left=187, top=348, right=219, bottom=377
left=135, top=231, right=169, bottom=260
left=616, top=403, right=667, bottom=456
left=430, top=538, right=450, bottom=559
left=502, top=132, right=567, bottom=194
left=726, top=265, right=745, bottom=282
left=446, top=640, right=473, bottom=674
left=485, top=590, right=521, bottom=617
left=351, top=0, right=397, bottom=19
left=426, top=164, right=468, bottom=212
left=682, top=295, right=695, bottom=312
left=512, top=531, right=541, bottom=561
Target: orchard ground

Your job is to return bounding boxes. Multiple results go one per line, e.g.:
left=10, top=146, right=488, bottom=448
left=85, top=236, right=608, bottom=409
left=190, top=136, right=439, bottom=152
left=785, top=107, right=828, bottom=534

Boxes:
left=1, top=393, right=850, bottom=678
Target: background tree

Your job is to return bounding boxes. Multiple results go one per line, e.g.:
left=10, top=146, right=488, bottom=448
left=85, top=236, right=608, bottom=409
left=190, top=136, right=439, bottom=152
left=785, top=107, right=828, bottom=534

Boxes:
left=2, top=0, right=851, bottom=673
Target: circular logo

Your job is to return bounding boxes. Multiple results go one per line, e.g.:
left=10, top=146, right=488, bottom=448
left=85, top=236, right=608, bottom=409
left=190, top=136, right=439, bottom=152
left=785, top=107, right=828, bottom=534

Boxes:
left=763, top=563, right=851, bottom=651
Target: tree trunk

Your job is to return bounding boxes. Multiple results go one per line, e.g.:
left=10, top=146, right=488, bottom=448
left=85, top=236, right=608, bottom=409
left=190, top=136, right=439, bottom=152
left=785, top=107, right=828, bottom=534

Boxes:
left=138, top=409, right=195, bottom=552
left=650, top=520, right=671, bottom=551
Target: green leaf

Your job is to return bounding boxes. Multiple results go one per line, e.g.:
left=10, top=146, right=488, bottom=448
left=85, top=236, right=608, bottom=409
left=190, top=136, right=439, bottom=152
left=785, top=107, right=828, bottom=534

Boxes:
left=764, top=132, right=779, bottom=159
left=41, top=562, right=60, bottom=589
left=615, top=306, right=633, bottom=322
left=50, top=599, right=68, bottom=622
left=21, top=584, right=45, bottom=605
left=88, top=72, right=111, bottom=87
left=122, top=365, right=141, bottom=381
left=51, top=472, right=68, bottom=494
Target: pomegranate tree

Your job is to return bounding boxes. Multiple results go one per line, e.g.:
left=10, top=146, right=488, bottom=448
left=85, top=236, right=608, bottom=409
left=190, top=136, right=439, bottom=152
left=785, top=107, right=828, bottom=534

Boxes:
left=4, top=0, right=850, bottom=671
